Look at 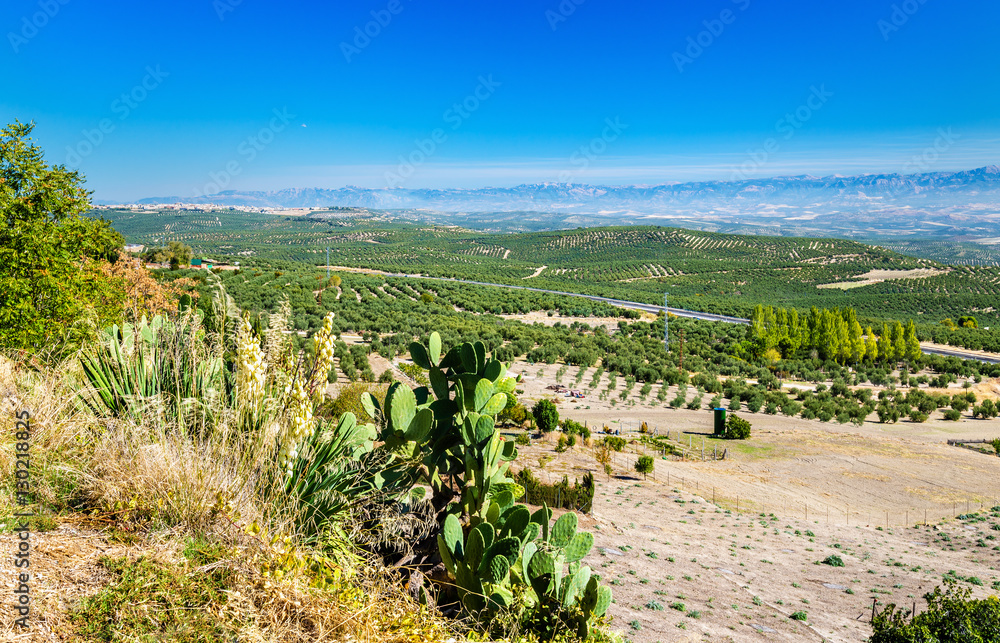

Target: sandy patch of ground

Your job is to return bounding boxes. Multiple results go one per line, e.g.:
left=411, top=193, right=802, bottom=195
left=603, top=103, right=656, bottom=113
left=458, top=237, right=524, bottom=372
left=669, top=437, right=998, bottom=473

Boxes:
left=505, top=361, right=1000, bottom=641
left=523, top=266, right=547, bottom=280
left=817, top=268, right=949, bottom=290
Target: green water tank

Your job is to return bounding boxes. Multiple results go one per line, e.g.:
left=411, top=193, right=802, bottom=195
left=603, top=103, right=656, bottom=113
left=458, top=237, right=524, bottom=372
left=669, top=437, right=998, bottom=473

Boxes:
left=714, top=408, right=726, bottom=435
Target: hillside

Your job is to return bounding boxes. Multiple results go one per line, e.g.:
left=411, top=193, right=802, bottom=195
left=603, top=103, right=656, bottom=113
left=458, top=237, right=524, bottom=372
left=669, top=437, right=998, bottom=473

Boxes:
left=99, top=210, right=1000, bottom=339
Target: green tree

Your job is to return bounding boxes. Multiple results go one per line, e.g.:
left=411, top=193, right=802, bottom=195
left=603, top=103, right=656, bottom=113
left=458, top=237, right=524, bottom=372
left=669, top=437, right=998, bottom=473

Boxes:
left=891, top=322, right=906, bottom=364
left=167, top=240, right=193, bottom=266
left=878, top=323, right=893, bottom=363
left=0, top=121, right=124, bottom=354
left=634, top=455, right=654, bottom=480
left=870, top=582, right=1000, bottom=643
left=532, top=398, right=560, bottom=433
left=904, top=320, right=922, bottom=362
left=958, top=315, right=978, bottom=329
left=864, top=326, right=878, bottom=362
left=849, top=318, right=866, bottom=364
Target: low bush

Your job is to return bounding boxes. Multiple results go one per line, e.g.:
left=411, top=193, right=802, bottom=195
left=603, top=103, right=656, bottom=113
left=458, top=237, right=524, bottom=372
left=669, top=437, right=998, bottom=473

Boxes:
left=820, top=554, right=845, bottom=567
left=722, top=414, right=751, bottom=440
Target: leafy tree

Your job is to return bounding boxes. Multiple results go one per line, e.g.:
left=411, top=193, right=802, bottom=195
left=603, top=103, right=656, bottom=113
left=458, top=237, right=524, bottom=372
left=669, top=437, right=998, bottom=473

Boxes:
left=870, top=582, right=1000, bottom=643
left=878, top=323, right=893, bottom=363
left=634, top=455, right=654, bottom=480
left=864, top=326, right=878, bottom=362
left=0, top=121, right=125, bottom=354
left=904, top=320, right=922, bottom=362
left=958, top=315, right=979, bottom=329
left=891, top=322, right=906, bottom=364
left=532, top=398, right=560, bottom=433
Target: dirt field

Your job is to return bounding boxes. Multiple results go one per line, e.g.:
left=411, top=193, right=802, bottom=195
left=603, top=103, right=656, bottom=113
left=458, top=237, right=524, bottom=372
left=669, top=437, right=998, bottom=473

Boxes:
left=817, top=268, right=949, bottom=290
left=539, top=449, right=1000, bottom=642
left=504, top=361, right=1000, bottom=642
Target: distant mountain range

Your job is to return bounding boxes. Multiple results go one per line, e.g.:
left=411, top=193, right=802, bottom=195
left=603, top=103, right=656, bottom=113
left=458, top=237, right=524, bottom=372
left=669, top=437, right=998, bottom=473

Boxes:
left=128, top=166, right=1000, bottom=213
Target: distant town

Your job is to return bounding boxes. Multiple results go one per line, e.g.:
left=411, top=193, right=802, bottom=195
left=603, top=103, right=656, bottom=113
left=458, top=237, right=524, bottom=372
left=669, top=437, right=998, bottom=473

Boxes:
left=93, top=203, right=332, bottom=216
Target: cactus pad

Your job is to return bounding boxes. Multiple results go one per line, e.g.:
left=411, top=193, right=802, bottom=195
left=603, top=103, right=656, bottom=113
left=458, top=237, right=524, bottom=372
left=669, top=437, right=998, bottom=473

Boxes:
left=409, top=341, right=431, bottom=369
left=428, top=332, right=441, bottom=366
left=460, top=343, right=478, bottom=372
left=466, top=526, right=485, bottom=571
left=482, top=536, right=522, bottom=569
left=563, top=531, right=594, bottom=563
left=482, top=392, right=507, bottom=416
left=487, top=555, right=510, bottom=584
left=499, top=505, right=530, bottom=540
left=474, top=378, right=494, bottom=413
left=404, top=407, right=433, bottom=442
left=594, top=585, right=612, bottom=617
left=550, top=512, right=578, bottom=548
left=442, top=514, right=464, bottom=560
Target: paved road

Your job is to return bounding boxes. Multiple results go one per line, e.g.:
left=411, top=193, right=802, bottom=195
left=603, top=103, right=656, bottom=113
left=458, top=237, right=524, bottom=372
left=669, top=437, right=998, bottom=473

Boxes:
left=919, top=345, right=1000, bottom=365
left=340, top=268, right=1000, bottom=365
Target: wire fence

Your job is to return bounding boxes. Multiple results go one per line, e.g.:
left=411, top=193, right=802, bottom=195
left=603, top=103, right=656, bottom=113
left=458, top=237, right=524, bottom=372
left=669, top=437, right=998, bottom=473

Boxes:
left=591, top=429, right=1000, bottom=529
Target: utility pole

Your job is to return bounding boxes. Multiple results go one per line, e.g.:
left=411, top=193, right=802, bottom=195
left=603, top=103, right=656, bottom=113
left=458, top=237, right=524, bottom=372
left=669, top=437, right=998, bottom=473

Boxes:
left=326, top=247, right=330, bottom=279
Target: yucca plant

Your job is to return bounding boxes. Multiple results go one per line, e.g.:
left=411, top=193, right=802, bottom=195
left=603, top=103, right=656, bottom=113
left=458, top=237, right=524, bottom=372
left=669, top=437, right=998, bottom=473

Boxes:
left=285, top=412, right=379, bottom=541
left=78, top=312, right=225, bottom=430
left=79, top=316, right=165, bottom=419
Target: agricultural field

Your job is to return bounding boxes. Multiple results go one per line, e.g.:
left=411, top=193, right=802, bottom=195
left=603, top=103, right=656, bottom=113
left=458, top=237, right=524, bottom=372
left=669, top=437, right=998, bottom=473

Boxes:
left=99, top=208, right=1000, bottom=345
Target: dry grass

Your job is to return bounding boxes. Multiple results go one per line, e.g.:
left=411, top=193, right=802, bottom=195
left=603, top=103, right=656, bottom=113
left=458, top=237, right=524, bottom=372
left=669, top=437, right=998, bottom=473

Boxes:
left=0, top=355, right=461, bottom=642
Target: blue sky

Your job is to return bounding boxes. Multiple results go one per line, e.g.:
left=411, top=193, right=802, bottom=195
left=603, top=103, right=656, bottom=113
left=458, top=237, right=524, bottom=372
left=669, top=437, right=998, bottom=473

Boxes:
left=2, top=0, right=998, bottom=200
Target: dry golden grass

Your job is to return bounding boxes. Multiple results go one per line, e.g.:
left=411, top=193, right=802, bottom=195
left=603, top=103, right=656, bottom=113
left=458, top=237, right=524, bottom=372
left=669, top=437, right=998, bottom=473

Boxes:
left=0, top=355, right=462, bottom=642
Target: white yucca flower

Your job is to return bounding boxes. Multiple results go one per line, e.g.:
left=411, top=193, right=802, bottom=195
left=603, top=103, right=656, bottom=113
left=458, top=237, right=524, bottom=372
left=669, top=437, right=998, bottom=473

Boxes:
left=279, top=378, right=314, bottom=475
left=308, top=312, right=337, bottom=392
left=235, top=313, right=266, bottom=406
left=279, top=312, right=335, bottom=478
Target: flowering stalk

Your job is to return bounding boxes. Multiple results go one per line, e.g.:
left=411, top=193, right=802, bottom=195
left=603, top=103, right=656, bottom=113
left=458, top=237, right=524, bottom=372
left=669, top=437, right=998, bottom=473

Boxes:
left=235, top=313, right=266, bottom=408
left=278, top=312, right=337, bottom=478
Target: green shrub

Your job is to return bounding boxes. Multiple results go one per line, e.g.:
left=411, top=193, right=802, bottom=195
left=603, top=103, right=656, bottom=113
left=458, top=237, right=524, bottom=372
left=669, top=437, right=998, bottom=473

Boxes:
left=722, top=414, right=751, bottom=440
left=820, top=554, right=845, bottom=567
left=604, top=435, right=626, bottom=451
left=870, top=582, right=1000, bottom=643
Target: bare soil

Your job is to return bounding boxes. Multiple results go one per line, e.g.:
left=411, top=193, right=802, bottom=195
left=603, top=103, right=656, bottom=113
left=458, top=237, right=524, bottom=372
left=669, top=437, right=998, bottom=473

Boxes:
left=507, top=362, right=1000, bottom=642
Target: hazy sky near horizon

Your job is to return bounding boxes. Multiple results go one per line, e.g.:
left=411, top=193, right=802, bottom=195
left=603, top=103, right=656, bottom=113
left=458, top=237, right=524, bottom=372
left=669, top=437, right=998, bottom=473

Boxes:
left=2, top=0, right=998, bottom=200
